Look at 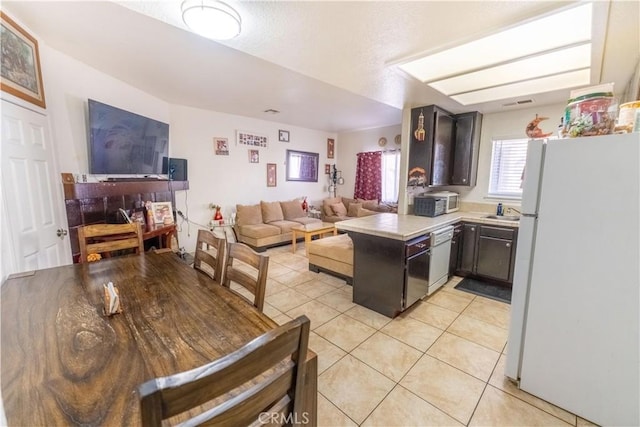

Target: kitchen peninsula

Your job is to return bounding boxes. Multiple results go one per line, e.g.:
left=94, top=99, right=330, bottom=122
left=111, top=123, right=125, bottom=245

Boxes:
left=336, top=212, right=518, bottom=317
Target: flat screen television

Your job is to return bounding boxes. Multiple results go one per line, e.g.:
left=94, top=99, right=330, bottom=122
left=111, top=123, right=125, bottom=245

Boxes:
left=88, top=99, right=169, bottom=175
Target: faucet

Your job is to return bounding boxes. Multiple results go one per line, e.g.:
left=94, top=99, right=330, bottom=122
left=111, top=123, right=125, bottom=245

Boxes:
left=506, top=207, right=521, bottom=215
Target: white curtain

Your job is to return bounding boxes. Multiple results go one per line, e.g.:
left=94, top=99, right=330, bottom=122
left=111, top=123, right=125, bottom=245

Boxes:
left=381, top=150, right=401, bottom=203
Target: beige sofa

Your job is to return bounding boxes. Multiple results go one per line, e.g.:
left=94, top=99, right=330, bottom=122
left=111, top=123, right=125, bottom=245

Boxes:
left=307, top=234, right=353, bottom=284
left=321, top=196, right=397, bottom=223
left=233, top=200, right=321, bottom=251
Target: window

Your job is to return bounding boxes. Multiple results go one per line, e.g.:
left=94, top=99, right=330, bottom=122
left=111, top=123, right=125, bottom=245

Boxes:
left=381, top=150, right=401, bottom=203
left=488, top=138, right=528, bottom=198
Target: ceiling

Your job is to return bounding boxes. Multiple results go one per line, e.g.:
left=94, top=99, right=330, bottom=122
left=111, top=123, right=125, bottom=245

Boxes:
left=3, top=1, right=639, bottom=132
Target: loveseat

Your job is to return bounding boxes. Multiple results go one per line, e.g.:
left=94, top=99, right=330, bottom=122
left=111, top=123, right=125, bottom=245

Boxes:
left=233, top=200, right=321, bottom=251
left=321, top=196, right=397, bottom=223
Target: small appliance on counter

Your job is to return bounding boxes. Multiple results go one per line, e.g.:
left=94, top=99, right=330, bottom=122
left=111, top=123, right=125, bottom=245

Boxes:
left=422, top=191, right=460, bottom=213
left=413, top=195, right=445, bottom=217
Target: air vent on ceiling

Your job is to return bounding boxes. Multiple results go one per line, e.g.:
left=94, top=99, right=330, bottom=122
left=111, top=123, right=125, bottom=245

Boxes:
left=263, top=109, right=280, bottom=114
left=502, top=99, right=534, bottom=107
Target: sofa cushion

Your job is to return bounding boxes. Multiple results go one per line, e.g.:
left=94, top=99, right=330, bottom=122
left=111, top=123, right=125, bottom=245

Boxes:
left=331, top=202, right=348, bottom=216
left=307, top=234, right=353, bottom=261
left=357, top=207, right=378, bottom=217
left=292, top=217, right=322, bottom=225
left=236, top=204, right=263, bottom=226
left=238, top=223, right=281, bottom=239
left=261, top=201, right=284, bottom=223
left=359, top=199, right=380, bottom=211
left=280, top=200, right=305, bottom=220
left=323, top=197, right=342, bottom=217
left=268, top=220, right=300, bottom=233
left=347, top=202, right=362, bottom=217
left=341, top=197, right=357, bottom=208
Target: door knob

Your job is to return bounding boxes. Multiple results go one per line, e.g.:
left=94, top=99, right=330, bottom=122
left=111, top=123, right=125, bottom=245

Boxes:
left=56, top=228, right=68, bottom=238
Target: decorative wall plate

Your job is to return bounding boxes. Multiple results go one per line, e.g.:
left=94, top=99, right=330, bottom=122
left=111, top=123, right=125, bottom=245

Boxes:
left=394, top=134, right=401, bottom=145
left=378, top=137, right=387, bottom=147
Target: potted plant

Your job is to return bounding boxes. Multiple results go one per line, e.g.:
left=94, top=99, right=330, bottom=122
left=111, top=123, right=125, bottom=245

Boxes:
left=209, top=203, right=223, bottom=221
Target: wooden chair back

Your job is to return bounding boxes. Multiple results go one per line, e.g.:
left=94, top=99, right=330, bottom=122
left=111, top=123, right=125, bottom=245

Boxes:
left=223, top=242, right=269, bottom=311
left=193, top=229, right=225, bottom=283
left=78, top=223, right=144, bottom=263
left=138, top=315, right=311, bottom=426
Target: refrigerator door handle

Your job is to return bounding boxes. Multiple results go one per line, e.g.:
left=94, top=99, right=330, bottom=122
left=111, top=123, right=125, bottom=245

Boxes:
left=521, top=213, right=538, bottom=218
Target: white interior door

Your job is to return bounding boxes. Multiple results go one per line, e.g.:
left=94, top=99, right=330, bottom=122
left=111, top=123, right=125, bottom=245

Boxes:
left=1, top=99, right=69, bottom=276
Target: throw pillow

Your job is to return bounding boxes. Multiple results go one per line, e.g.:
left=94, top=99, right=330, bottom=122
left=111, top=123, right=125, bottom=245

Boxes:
left=260, top=201, right=284, bottom=223
left=357, top=207, right=377, bottom=217
left=330, top=202, right=348, bottom=216
left=236, top=204, right=263, bottom=226
left=347, top=202, right=362, bottom=217
left=359, top=199, right=380, bottom=211
left=280, top=199, right=305, bottom=220
left=323, top=196, right=342, bottom=216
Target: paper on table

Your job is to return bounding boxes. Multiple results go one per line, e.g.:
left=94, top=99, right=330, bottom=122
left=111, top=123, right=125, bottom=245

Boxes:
left=104, top=282, right=120, bottom=314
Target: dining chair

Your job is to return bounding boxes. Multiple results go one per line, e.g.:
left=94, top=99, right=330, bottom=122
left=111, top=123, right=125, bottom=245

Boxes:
left=78, top=223, right=144, bottom=263
left=138, top=315, right=311, bottom=426
left=193, top=229, right=225, bottom=283
left=222, top=242, right=269, bottom=311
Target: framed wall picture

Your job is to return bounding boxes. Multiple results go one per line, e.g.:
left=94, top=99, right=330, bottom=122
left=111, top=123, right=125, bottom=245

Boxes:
left=214, top=137, right=229, bottom=155
left=266, top=163, right=277, bottom=187
left=327, top=138, right=335, bottom=159
left=150, top=201, right=173, bottom=225
left=0, top=12, right=46, bottom=108
left=249, top=149, right=259, bottom=163
left=286, top=149, right=318, bottom=182
left=237, top=130, right=268, bottom=148
left=278, top=129, right=290, bottom=142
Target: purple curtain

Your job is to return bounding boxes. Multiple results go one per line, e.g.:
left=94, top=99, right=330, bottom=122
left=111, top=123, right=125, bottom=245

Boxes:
left=354, top=151, right=382, bottom=201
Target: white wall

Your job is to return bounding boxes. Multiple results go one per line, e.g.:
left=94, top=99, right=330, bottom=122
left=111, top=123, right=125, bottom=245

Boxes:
left=337, top=124, right=402, bottom=198
left=29, top=44, right=337, bottom=254
left=169, top=104, right=336, bottom=251
left=456, top=103, right=565, bottom=205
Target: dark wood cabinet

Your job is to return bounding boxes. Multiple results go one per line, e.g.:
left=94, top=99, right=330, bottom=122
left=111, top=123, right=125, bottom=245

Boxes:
left=459, top=223, right=479, bottom=274
left=408, top=106, right=481, bottom=189
left=451, top=112, right=482, bottom=186
left=449, top=222, right=463, bottom=276
left=408, top=105, right=455, bottom=187
left=456, top=222, right=517, bottom=284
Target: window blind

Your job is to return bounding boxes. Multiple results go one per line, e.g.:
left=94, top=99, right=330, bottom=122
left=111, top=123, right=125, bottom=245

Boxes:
left=488, top=138, right=528, bottom=198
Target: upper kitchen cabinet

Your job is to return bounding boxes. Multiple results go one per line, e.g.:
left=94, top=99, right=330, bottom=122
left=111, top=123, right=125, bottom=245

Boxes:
left=408, top=105, right=482, bottom=188
left=451, top=111, right=482, bottom=186
left=408, top=105, right=455, bottom=187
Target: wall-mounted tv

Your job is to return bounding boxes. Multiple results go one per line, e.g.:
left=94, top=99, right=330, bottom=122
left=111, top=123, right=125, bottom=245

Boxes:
left=88, top=99, right=169, bottom=175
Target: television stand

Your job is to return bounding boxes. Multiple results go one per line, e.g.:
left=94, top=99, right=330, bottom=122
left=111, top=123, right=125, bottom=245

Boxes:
left=105, top=177, right=168, bottom=182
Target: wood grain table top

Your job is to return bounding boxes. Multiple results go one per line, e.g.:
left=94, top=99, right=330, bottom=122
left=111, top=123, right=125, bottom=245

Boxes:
left=0, top=252, right=282, bottom=426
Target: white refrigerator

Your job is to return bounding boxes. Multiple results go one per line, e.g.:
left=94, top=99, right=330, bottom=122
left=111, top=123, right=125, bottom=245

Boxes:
left=505, top=133, right=639, bottom=426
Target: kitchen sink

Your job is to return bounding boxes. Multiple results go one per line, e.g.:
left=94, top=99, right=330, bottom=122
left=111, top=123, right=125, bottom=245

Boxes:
left=485, top=214, right=520, bottom=221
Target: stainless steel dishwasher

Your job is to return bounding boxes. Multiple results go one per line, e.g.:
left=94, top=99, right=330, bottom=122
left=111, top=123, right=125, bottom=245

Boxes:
left=428, top=225, right=454, bottom=295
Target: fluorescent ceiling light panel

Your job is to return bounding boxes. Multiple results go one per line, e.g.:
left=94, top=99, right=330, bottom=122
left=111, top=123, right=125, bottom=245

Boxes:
left=399, top=3, right=592, bottom=82
left=451, top=69, right=591, bottom=105
left=430, top=43, right=592, bottom=95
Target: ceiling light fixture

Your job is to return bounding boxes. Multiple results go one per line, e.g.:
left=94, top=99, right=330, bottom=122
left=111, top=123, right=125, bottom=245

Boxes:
left=397, top=2, right=596, bottom=105
left=181, top=0, right=241, bottom=41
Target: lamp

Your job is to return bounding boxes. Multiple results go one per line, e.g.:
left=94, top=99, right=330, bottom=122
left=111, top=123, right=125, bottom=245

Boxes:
left=328, top=165, right=344, bottom=197
left=181, top=0, right=241, bottom=41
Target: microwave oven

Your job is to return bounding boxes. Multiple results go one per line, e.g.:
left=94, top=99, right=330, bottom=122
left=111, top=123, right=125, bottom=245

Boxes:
left=422, top=191, right=459, bottom=213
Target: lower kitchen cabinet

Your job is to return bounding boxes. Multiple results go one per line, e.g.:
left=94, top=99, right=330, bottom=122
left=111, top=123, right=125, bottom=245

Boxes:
left=449, top=222, right=463, bottom=276
left=456, top=222, right=518, bottom=284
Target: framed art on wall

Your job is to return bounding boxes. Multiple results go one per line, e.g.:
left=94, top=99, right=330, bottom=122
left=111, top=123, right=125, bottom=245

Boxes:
left=266, top=163, right=277, bottom=187
left=278, top=130, right=290, bottom=142
left=0, top=12, right=46, bottom=108
left=327, top=138, right=335, bottom=159
left=286, top=149, right=318, bottom=182
left=214, top=137, right=229, bottom=155
left=249, top=149, right=259, bottom=163
left=237, top=130, right=268, bottom=148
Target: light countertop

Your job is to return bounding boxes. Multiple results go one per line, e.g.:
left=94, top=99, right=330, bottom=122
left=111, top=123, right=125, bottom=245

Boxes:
left=335, top=211, right=519, bottom=241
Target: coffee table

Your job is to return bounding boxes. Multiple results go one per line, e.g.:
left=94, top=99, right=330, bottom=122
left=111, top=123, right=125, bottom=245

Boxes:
left=292, top=222, right=337, bottom=255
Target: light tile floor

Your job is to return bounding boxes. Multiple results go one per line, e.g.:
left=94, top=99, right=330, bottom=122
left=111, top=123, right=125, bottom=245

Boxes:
left=240, top=243, right=597, bottom=427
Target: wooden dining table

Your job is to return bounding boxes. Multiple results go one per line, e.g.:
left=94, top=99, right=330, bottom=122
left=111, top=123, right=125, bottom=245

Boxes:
left=1, top=252, right=317, bottom=426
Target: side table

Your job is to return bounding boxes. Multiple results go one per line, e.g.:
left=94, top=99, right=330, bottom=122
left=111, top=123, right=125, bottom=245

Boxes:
left=209, top=220, right=237, bottom=242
